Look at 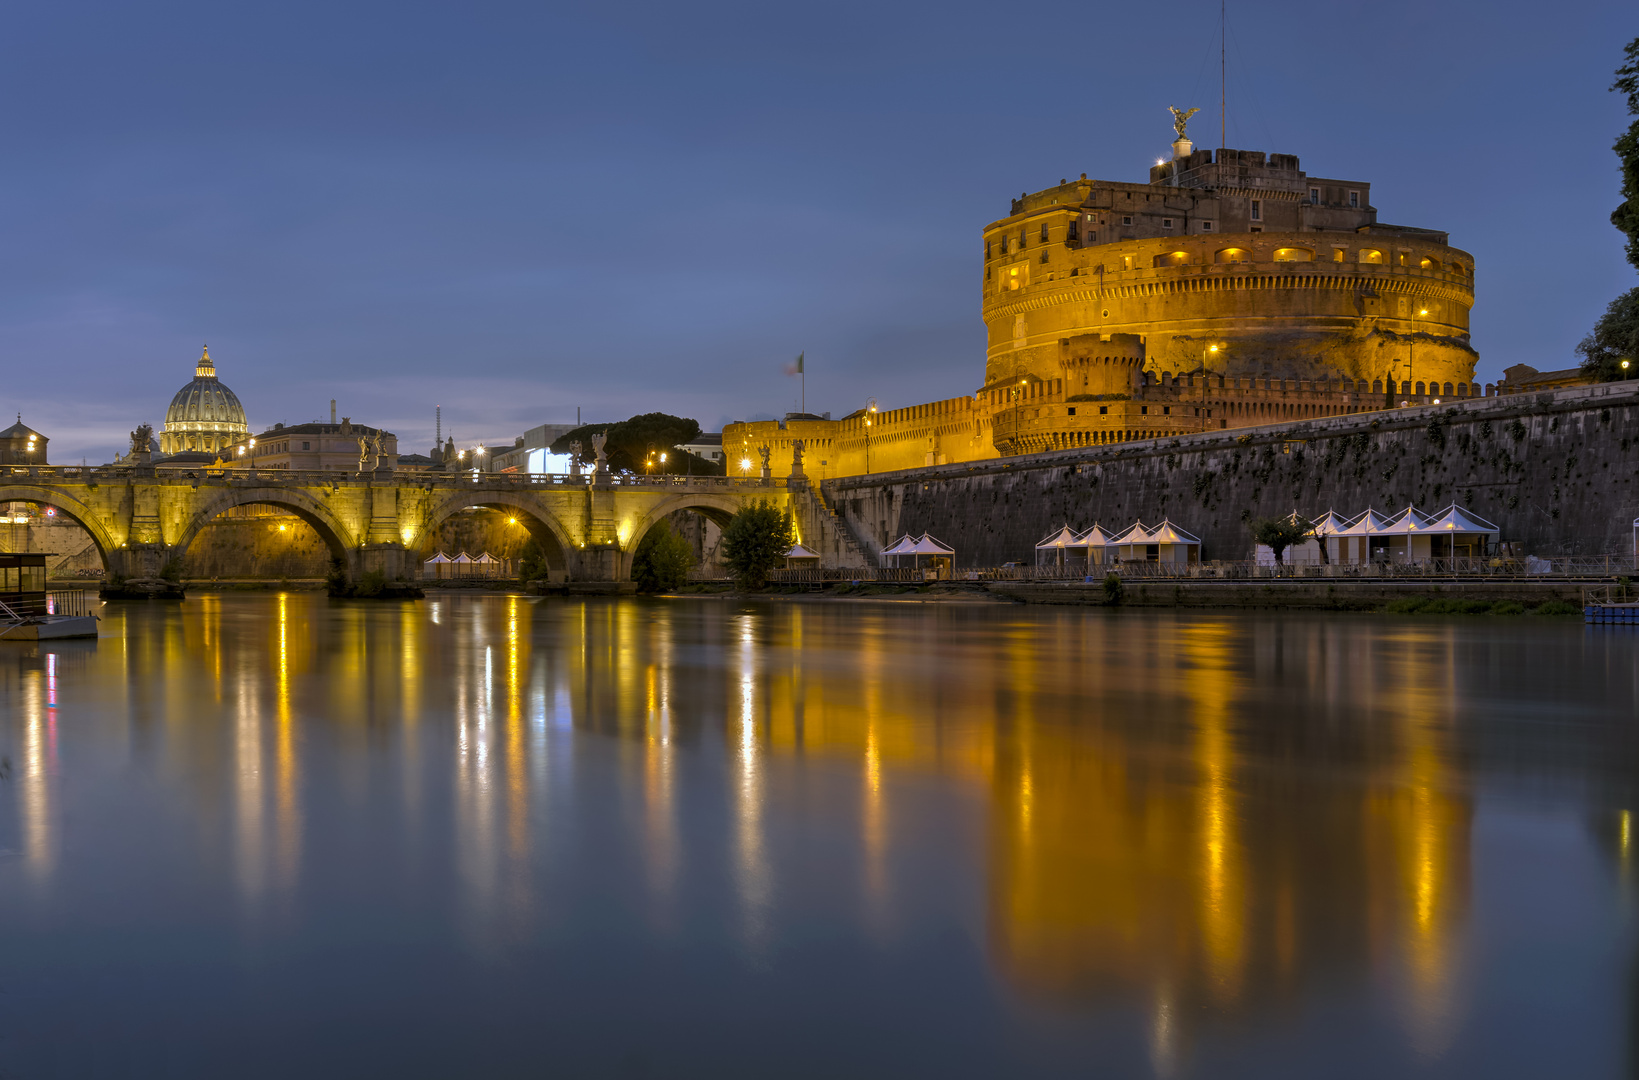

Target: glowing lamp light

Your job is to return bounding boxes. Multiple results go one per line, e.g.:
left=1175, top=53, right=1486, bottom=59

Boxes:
left=1433, top=398, right=1441, bottom=404
left=739, top=457, right=753, bottom=472
left=249, top=438, right=256, bottom=447
left=278, top=524, right=287, bottom=532
left=658, top=453, right=667, bottom=463
left=508, top=517, right=517, bottom=524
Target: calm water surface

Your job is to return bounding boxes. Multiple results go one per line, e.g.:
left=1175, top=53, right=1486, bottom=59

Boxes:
left=1, top=593, right=1637, bottom=1077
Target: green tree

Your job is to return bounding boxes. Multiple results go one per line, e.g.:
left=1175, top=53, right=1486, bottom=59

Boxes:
left=549, top=412, right=721, bottom=475
left=1577, top=288, right=1639, bottom=381
left=1251, top=515, right=1312, bottom=565
left=720, top=500, right=794, bottom=590
left=631, top=520, right=696, bottom=592
left=1612, top=37, right=1639, bottom=270
left=1583, top=38, right=1639, bottom=383
left=517, top=538, right=550, bottom=582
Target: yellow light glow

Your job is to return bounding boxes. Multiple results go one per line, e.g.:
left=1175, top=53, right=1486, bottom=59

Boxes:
left=739, top=457, right=753, bottom=472
left=1419, top=309, right=1428, bottom=316
left=278, top=524, right=287, bottom=532
left=659, top=453, right=667, bottom=463
left=249, top=438, right=256, bottom=447
left=508, top=517, right=517, bottom=524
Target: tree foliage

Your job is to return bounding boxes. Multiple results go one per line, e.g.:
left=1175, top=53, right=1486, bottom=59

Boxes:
left=1577, top=287, right=1639, bottom=380
left=631, top=520, right=696, bottom=592
left=517, top=538, right=550, bottom=582
left=1612, top=36, right=1639, bottom=270
left=1250, top=515, right=1313, bottom=565
left=548, top=412, right=720, bottom=475
left=720, top=500, right=793, bottom=590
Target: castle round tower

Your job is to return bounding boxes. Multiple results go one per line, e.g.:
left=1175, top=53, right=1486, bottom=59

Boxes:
left=980, top=142, right=1477, bottom=402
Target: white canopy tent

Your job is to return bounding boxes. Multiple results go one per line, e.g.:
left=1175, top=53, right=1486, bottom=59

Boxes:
left=1107, top=521, right=1153, bottom=562
left=1424, top=504, right=1500, bottom=557
left=1373, top=506, right=1437, bottom=561
left=423, top=551, right=451, bottom=579
left=882, top=532, right=955, bottom=574
left=1145, top=520, right=1202, bottom=564
left=1076, top=523, right=1115, bottom=566
left=1035, top=525, right=1080, bottom=569
left=1332, top=508, right=1395, bottom=564
left=784, top=542, right=821, bottom=568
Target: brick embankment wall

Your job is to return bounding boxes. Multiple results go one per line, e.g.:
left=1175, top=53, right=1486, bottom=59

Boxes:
left=827, top=382, right=1639, bottom=566
left=988, top=580, right=1587, bottom=610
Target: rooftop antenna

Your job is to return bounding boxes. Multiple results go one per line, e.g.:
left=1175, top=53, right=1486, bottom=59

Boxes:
left=330, top=398, right=337, bottom=424
left=435, top=404, right=441, bottom=447
left=1220, top=0, right=1227, bottom=155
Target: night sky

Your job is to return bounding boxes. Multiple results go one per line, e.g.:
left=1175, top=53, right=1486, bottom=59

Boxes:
left=2, top=0, right=1633, bottom=463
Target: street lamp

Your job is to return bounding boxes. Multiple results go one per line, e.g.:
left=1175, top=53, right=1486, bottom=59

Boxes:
left=863, top=399, right=878, bottom=473
left=1623, top=359, right=1632, bottom=380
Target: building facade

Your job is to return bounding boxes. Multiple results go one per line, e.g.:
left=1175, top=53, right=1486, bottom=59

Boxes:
left=727, top=123, right=1486, bottom=475
left=159, top=346, right=250, bottom=456
left=0, top=419, right=46, bottom=465
left=224, top=418, right=399, bottom=472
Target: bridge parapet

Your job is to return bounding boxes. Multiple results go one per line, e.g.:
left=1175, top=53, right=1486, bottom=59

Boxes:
left=0, top=467, right=798, bottom=583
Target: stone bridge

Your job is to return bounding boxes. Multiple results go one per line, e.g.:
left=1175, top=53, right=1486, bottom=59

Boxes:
left=0, top=466, right=847, bottom=582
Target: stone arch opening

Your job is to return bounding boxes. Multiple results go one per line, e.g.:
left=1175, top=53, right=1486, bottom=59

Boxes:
left=0, top=486, right=119, bottom=576
left=173, top=490, right=358, bottom=582
left=419, top=492, right=573, bottom=581
left=624, top=494, right=755, bottom=582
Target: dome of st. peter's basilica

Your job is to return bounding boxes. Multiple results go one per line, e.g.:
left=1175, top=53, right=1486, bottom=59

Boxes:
left=159, top=345, right=249, bottom=456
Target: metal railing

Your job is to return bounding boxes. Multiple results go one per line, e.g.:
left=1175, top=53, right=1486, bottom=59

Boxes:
left=47, top=590, right=98, bottom=617
left=0, top=464, right=779, bottom=491
left=981, top=555, right=1639, bottom=582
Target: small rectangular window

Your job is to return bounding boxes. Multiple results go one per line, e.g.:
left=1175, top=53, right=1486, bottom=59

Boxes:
left=1348, top=190, right=1360, bottom=208
left=1099, top=405, right=1108, bottom=415
left=1162, top=218, right=1173, bottom=228
left=1067, top=407, right=1076, bottom=416
left=302, top=441, right=310, bottom=450
left=1162, top=406, right=1171, bottom=415
left=1201, top=221, right=1213, bottom=231
left=1122, top=215, right=1133, bottom=226
left=1309, top=188, right=1320, bottom=204
left=1140, top=405, right=1149, bottom=415
left=1039, top=222, right=1049, bottom=241
left=1250, top=199, right=1262, bottom=221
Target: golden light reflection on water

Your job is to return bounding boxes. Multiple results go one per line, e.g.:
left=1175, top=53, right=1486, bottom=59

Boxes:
left=0, top=595, right=1502, bottom=1059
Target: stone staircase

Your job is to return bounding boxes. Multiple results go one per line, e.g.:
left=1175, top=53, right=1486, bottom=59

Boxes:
left=792, top=483, right=871, bottom=569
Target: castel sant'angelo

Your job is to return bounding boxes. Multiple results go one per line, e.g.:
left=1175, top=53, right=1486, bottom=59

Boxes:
left=728, top=110, right=1482, bottom=480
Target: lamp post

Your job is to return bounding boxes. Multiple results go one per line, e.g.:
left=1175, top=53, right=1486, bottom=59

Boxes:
left=1623, top=359, right=1632, bottom=380
left=863, top=399, right=877, bottom=474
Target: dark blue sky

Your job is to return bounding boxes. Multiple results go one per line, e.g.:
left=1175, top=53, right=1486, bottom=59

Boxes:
left=3, top=0, right=1634, bottom=463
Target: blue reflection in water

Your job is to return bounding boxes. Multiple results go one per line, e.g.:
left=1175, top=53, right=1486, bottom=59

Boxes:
left=0, top=594, right=1633, bottom=1078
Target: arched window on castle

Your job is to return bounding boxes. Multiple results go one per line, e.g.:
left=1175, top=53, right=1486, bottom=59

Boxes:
left=1358, top=249, right=1384, bottom=264
left=1272, top=247, right=1313, bottom=262
left=1419, top=256, right=1441, bottom=270
left=1215, top=247, right=1249, bottom=264
left=1153, top=251, right=1190, bottom=268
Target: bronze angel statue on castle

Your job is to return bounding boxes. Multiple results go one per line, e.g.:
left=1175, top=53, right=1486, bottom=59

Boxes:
left=1168, top=106, right=1200, bottom=140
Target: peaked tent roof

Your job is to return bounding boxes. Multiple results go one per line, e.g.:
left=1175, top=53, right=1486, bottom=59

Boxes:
left=424, top=551, right=451, bottom=563
left=907, top=533, right=955, bottom=555
left=1147, top=519, right=1201, bottom=545
left=1335, top=508, right=1394, bottom=537
left=1425, top=503, right=1500, bottom=535
left=1377, top=505, right=1436, bottom=535
left=451, top=552, right=473, bottom=563
left=1310, top=509, right=1354, bottom=536
left=1108, top=521, right=1153, bottom=545
left=1074, top=524, right=1115, bottom=547
left=474, top=552, right=498, bottom=563
left=881, top=535, right=919, bottom=556
left=785, top=542, right=821, bottom=559
left=1036, top=525, right=1079, bottom=549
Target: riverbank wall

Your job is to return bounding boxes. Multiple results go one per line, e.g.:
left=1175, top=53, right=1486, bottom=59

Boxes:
left=826, top=381, right=1639, bottom=567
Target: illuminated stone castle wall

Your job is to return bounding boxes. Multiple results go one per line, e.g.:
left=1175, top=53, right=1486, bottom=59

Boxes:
left=727, top=141, right=1482, bottom=476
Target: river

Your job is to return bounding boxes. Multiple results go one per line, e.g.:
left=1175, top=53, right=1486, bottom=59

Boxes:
left=0, top=593, right=1635, bottom=1077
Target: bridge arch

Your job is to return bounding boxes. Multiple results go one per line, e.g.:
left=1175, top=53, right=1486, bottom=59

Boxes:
left=172, top=486, right=361, bottom=568
left=0, top=485, right=120, bottom=571
left=418, top=489, right=577, bottom=575
left=623, top=492, right=775, bottom=581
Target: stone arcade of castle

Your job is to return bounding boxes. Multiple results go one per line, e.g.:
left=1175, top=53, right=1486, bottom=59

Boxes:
left=727, top=116, right=1482, bottom=482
